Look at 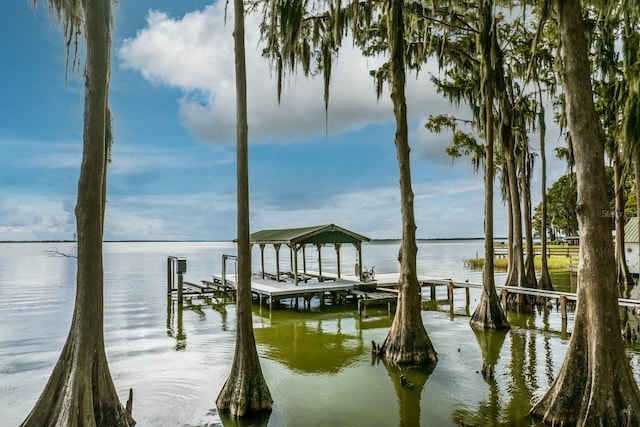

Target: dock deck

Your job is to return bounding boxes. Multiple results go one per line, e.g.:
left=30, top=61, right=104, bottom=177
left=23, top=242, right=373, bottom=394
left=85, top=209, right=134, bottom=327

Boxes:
left=171, top=265, right=640, bottom=320
left=218, top=273, right=357, bottom=297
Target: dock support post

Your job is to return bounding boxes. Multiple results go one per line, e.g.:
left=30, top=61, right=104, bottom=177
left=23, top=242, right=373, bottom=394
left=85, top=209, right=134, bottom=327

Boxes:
left=167, top=257, right=173, bottom=294
left=465, top=287, right=470, bottom=306
left=260, top=244, right=266, bottom=279
left=177, top=271, right=184, bottom=305
left=335, top=243, right=342, bottom=278
left=222, top=256, right=227, bottom=289
left=559, top=296, right=567, bottom=319
left=316, top=244, right=323, bottom=281
left=430, top=285, right=436, bottom=300
left=275, top=244, right=281, bottom=281
left=501, top=289, right=507, bottom=308
left=447, top=281, right=454, bottom=304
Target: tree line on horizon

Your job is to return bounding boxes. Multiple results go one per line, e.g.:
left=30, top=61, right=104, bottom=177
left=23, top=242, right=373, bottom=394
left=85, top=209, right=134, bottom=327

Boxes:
left=19, top=0, right=640, bottom=426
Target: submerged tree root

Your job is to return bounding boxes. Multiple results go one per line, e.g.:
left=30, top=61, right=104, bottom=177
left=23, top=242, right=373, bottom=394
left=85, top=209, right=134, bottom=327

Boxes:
left=372, top=331, right=438, bottom=366
left=469, top=292, right=510, bottom=330
left=216, top=357, right=272, bottom=418
left=22, top=335, right=135, bottom=427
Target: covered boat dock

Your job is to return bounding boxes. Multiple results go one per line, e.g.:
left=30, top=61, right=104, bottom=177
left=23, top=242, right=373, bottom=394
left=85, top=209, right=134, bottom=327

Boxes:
left=249, top=224, right=371, bottom=285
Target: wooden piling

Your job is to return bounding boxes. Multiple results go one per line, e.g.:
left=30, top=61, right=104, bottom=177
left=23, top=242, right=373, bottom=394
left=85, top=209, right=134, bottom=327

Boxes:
left=447, top=281, right=454, bottom=304
left=465, top=287, right=470, bottom=306
left=501, top=289, right=507, bottom=308
left=177, top=272, right=184, bottom=305
left=430, top=285, right=436, bottom=300
left=167, top=257, right=173, bottom=294
left=559, top=295, right=567, bottom=319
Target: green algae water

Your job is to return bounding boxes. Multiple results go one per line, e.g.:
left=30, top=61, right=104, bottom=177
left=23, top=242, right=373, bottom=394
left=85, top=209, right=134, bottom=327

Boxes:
left=2, top=241, right=640, bottom=426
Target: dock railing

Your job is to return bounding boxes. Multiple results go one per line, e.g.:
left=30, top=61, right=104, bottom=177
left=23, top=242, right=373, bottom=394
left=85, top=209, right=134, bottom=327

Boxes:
left=221, top=254, right=237, bottom=289
left=167, top=256, right=187, bottom=304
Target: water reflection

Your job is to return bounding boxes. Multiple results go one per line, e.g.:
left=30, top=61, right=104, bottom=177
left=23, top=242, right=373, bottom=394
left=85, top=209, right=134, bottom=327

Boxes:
left=380, top=358, right=434, bottom=427
left=219, top=409, right=271, bottom=427
left=166, top=295, right=232, bottom=351
left=166, top=298, right=187, bottom=351
left=452, top=329, right=507, bottom=426
left=504, top=326, right=536, bottom=425
left=254, top=310, right=366, bottom=374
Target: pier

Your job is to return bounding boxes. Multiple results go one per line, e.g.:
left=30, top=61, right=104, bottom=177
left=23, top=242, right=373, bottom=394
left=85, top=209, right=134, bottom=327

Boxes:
left=166, top=222, right=640, bottom=319
left=167, top=258, right=640, bottom=322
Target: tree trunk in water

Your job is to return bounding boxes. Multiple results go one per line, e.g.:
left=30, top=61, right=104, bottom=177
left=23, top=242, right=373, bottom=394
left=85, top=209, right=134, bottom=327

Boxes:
left=470, top=0, right=509, bottom=330
left=504, top=177, right=515, bottom=284
left=636, top=152, right=640, bottom=284
left=522, top=154, right=537, bottom=288
left=21, top=1, right=135, bottom=426
left=538, top=104, right=553, bottom=291
left=216, top=0, right=272, bottom=416
left=613, top=150, right=633, bottom=287
left=530, top=1, right=640, bottom=424
left=504, top=145, right=526, bottom=289
left=494, top=34, right=526, bottom=292
left=378, top=0, right=437, bottom=365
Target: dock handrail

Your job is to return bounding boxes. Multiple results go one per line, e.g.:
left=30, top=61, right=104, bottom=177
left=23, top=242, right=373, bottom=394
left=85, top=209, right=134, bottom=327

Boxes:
left=167, top=256, right=187, bottom=303
left=221, top=254, right=238, bottom=289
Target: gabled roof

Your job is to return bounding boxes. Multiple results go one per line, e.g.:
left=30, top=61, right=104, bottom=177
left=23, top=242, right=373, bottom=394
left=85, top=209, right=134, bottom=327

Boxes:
left=249, top=224, right=370, bottom=245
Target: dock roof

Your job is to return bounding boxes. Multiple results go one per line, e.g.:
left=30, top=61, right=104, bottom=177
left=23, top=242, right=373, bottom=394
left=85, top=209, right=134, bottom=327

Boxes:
left=249, top=224, right=370, bottom=245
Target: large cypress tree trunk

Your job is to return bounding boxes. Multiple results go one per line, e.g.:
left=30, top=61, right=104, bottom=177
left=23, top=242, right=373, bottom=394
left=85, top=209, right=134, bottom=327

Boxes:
left=216, top=0, right=272, bottom=416
left=378, top=0, right=437, bottom=365
left=613, top=149, right=633, bottom=286
left=636, top=152, right=640, bottom=282
left=537, top=104, right=553, bottom=291
left=492, top=26, right=526, bottom=292
left=22, top=1, right=135, bottom=426
left=522, top=154, right=537, bottom=288
left=495, top=42, right=526, bottom=290
left=503, top=144, right=526, bottom=290
left=530, top=1, right=640, bottom=424
left=504, top=176, right=515, bottom=283
left=470, top=0, right=509, bottom=330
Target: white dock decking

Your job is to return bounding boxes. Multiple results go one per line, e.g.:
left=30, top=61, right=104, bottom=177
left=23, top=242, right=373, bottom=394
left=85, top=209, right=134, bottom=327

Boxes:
left=217, top=273, right=358, bottom=298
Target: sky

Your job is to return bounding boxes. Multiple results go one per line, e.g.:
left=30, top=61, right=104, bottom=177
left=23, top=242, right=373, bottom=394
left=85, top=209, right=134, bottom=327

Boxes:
left=0, top=0, right=568, bottom=241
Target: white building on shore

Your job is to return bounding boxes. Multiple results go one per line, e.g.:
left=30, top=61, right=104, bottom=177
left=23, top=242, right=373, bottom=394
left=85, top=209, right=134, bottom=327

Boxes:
left=624, top=218, right=640, bottom=275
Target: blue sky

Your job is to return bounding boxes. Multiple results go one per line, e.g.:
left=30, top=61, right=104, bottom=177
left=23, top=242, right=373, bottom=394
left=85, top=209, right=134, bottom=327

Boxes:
left=1, top=1, right=566, bottom=241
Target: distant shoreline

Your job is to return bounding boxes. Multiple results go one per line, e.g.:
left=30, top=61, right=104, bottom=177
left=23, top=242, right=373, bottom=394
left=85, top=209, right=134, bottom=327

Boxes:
left=0, top=237, right=493, bottom=244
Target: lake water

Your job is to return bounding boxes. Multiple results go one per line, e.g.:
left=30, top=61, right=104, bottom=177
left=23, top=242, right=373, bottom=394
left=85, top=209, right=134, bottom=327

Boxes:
left=1, top=240, right=640, bottom=426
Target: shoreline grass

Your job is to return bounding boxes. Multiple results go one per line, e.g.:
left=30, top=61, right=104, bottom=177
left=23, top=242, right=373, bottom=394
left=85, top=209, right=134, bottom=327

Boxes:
left=464, top=256, right=573, bottom=271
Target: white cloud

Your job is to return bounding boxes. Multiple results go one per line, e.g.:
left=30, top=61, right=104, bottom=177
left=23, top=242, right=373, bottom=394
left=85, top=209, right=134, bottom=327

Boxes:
left=0, top=196, right=75, bottom=241
left=118, top=2, right=447, bottom=146
left=104, top=193, right=238, bottom=240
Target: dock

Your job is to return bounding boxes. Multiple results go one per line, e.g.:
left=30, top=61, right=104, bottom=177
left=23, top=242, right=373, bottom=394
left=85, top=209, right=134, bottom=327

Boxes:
left=167, top=256, right=640, bottom=319
left=215, top=273, right=359, bottom=309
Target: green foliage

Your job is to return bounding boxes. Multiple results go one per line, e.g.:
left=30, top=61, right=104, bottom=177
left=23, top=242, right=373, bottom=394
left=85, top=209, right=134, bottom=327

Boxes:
left=425, top=114, right=482, bottom=169
left=466, top=254, right=572, bottom=272
left=533, top=173, right=578, bottom=239
left=259, top=0, right=439, bottom=108
left=533, top=168, right=621, bottom=239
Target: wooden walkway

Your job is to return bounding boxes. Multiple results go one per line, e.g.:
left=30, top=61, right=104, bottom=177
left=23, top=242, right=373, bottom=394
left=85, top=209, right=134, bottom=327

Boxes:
left=168, top=262, right=640, bottom=319
left=419, top=278, right=640, bottom=319
left=213, top=273, right=359, bottom=309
